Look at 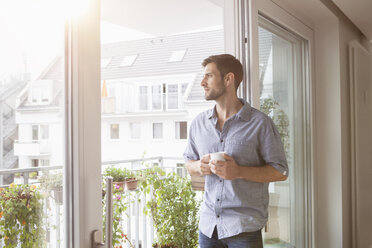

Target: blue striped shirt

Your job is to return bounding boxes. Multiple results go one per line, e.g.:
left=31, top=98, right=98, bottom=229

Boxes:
left=183, top=99, right=288, bottom=239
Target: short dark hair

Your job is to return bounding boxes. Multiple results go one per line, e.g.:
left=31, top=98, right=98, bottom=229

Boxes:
left=202, top=54, right=243, bottom=90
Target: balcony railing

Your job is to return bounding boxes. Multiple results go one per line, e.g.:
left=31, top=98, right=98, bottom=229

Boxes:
left=0, top=157, right=190, bottom=248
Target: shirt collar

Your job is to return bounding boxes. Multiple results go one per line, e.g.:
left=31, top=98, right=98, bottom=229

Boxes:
left=207, top=98, right=252, bottom=121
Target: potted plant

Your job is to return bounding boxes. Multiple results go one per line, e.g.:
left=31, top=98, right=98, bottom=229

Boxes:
left=104, top=167, right=138, bottom=191
left=104, top=167, right=128, bottom=192
left=0, top=183, right=45, bottom=247
left=125, top=170, right=138, bottom=191
left=141, top=169, right=200, bottom=248
left=38, top=172, right=63, bottom=204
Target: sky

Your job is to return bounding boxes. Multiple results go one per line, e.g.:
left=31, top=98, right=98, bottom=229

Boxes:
left=0, top=0, right=221, bottom=85
left=0, top=0, right=152, bottom=85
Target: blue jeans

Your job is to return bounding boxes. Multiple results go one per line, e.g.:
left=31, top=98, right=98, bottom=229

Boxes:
left=199, top=227, right=263, bottom=248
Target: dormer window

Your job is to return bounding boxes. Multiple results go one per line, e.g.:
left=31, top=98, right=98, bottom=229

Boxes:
left=101, top=58, right=112, bottom=68
left=120, top=55, right=137, bottom=67
left=168, top=50, right=187, bottom=62
left=30, top=85, right=49, bottom=104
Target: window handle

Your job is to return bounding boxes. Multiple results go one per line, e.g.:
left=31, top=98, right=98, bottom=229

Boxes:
left=92, top=177, right=113, bottom=248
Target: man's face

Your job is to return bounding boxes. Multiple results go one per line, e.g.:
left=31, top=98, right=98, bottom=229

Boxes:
left=200, top=63, right=226, bottom=101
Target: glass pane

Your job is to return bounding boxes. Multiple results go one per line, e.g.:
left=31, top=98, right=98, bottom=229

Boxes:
left=0, top=0, right=66, bottom=247
left=258, top=17, right=308, bottom=247
left=32, top=125, right=39, bottom=140
left=175, top=121, right=187, bottom=140
left=167, top=84, right=178, bottom=109
left=152, top=85, right=162, bottom=110
left=110, top=124, right=120, bottom=139
left=100, top=0, right=224, bottom=247
left=139, top=86, right=148, bottom=110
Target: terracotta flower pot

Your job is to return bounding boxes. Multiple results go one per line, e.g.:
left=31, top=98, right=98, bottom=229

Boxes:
left=125, top=178, right=138, bottom=191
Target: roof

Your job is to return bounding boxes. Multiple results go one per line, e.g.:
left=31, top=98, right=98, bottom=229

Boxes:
left=101, top=29, right=224, bottom=80
left=36, top=29, right=225, bottom=103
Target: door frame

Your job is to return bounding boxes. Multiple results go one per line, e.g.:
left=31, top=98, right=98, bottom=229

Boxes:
left=66, top=0, right=102, bottom=246
left=248, top=0, right=316, bottom=247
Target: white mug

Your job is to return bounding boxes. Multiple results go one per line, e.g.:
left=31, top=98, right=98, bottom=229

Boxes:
left=210, top=152, right=226, bottom=161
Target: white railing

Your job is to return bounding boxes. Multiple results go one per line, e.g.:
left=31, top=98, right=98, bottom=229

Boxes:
left=13, top=140, right=51, bottom=156
left=0, top=157, right=187, bottom=248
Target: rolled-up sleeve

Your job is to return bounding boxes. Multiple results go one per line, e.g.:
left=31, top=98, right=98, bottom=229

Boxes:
left=259, top=117, right=289, bottom=176
left=183, top=120, right=199, bottom=161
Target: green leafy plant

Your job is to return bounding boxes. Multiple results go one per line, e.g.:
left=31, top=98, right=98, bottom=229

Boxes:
left=104, top=167, right=135, bottom=182
left=38, top=172, right=63, bottom=191
left=260, top=97, right=290, bottom=161
left=0, top=184, right=45, bottom=248
left=140, top=168, right=200, bottom=248
left=29, top=172, right=38, bottom=179
left=102, top=179, right=132, bottom=247
left=38, top=172, right=63, bottom=204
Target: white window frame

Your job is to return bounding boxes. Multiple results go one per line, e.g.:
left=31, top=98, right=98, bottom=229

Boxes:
left=248, top=1, right=314, bottom=247
left=69, top=1, right=239, bottom=246
left=151, top=84, right=164, bottom=111
left=119, top=54, right=138, bottom=67
left=31, top=124, right=49, bottom=141
left=137, top=84, right=150, bottom=111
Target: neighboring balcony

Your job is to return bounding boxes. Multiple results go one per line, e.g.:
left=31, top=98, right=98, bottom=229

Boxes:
left=14, top=140, right=51, bottom=156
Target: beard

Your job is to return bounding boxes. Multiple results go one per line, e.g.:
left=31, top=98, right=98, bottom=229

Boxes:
left=204, top=85, right=226, bottom=101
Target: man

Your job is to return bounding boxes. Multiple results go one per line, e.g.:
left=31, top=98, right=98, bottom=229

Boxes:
left=183, top=54, right=288, bottom=248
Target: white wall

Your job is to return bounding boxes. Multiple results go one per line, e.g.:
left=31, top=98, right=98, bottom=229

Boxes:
left=269, top=0, right=370, bottom=247
left=338, top=19, right=368, bottom=248
left=313, top=5, right=368, bottom=248
left=314, top=14, right=343, bottom=248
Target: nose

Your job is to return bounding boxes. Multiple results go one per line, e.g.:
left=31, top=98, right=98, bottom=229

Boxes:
left=200, top=76, right=207, bottom=87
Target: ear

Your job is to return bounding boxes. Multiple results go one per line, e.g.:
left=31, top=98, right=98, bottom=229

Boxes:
left=224, top=72, right=235, bottom=87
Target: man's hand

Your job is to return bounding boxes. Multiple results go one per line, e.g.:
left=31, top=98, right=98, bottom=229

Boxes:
left=198, top=154, right=212, bottom=176
left=210, top=153, right=240, bottom=180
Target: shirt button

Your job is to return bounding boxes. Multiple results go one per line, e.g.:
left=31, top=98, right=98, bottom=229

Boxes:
left=217, top=215, right=220, bottom=218
left=217, top=199, right=220, bottom=201
left=220, top=180, right=222, bottom=182
left=220, top=139, right=223, bottom=142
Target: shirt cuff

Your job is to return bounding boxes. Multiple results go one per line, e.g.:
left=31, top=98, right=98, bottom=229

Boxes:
left=268, top=162, right=288, bottom=176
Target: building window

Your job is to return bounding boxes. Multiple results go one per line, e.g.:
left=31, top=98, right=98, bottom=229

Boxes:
left=175, top=121, right=187, bottom=139
left=110, top=124, right=120, bottom=139
left=153, top=123, right=163, bottom=139
left=152, top=85, right=162, bottom=110
left=101, top=58, right=112, bottom=68
left=40, top=159, right=50, bottom=167
left=130, top=122, right=141, bottom=139
left=168, top=50, right=187, bottom=62
left=167, top=84, right=178, bottom=109
left=32, top=125, right=38, bottom=140
left=32, top=159, right=39, bottom=167
left=120, top=55, right=137, bottom=67
left=139, top=86, right=148, bottom=110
